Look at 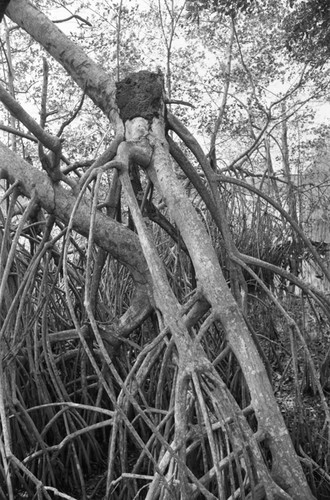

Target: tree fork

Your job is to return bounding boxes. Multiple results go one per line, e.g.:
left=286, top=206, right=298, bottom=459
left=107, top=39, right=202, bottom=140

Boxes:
left=112, top=118, right=281, bottom=500
left=113, top=70, right=313, bottom=499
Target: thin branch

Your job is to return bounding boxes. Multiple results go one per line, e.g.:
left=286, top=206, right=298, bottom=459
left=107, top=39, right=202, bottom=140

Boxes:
left=53, top=14, right=92, bottom=27
left=0, top=123, right=37, bottom=142
left=216, top=173, right=330, bottom=284
left=0, top=82, right=60, bottom=153
left=56, top=87, right=86, bottom=137
left=209, top=20, right=235, bottom=169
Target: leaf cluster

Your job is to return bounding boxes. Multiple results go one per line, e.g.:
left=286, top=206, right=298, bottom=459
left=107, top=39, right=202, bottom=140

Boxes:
left=186, top=0, right=330, bottom=67
left=185, top=0, right=257, bottom=20
left=283, top=0, right=330, bottom=65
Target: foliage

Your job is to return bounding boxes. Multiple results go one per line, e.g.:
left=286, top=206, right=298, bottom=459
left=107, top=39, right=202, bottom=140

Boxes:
left=187, top=0, right=330, bottom=67
left=185, top=0, right=258, bottom=20
left=283, top=0, right=330, bottom=66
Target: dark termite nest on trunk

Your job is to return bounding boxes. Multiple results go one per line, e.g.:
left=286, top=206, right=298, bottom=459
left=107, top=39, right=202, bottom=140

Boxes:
left=115, top=70, right=163, bottom=123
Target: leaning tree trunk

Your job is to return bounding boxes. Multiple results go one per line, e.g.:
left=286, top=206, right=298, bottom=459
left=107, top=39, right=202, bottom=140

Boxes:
left=1, top=1, right=314, bottom=499
left=111, top=71, right=313, bottom=499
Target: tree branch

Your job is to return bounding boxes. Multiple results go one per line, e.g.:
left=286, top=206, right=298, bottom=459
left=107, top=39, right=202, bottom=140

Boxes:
left=0, top=82, right=61, bottom=153
left=6, top=0, right=123, bottom=132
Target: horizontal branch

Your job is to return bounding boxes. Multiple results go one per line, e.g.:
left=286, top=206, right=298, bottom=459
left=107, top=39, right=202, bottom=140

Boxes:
left=0, top=140, right=148, bottom=283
